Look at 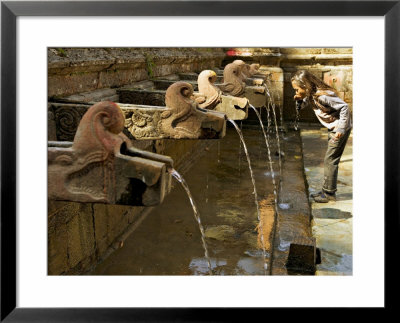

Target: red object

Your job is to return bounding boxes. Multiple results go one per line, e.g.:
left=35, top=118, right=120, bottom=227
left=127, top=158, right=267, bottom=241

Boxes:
left=226, top=50, right=239, bottom=56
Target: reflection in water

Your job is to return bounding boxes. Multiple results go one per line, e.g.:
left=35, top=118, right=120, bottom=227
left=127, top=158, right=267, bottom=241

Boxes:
left=228, top=119, right=267, bottom=274
left=91, top=127, right=280, bottom=275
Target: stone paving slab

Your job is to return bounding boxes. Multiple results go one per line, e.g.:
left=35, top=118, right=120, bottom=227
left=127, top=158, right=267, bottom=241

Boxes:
left=301, top=127, right=353, bottom=276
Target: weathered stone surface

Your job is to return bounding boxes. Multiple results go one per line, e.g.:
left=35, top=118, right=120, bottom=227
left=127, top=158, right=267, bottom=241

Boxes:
left=244, top=86, right=267, bottom=108
left=196, top=70, right=222, bottom=110
left=48, top=48, right=225, bottom=98
left=49, top=72, right=100, bottom=98
left=48, top=101, right=172, bottom=206
left=216, top=63, right=245, bottom=97
left=60, top=88, right=119, bottom=103
left=93, top=204, right=141, bottom=256
left=48, top=201, right=95, bottom=274
left=215, top=95, right=248, bottom=120
left=271, top=130, right=313, bottom=275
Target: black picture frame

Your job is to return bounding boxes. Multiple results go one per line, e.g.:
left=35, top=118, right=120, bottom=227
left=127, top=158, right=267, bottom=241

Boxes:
left=1, top=1, right=398, bottom=321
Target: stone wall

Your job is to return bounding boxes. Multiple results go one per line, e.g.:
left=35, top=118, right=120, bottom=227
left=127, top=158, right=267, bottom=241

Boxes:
left=48, top=48, right=225, bottom=98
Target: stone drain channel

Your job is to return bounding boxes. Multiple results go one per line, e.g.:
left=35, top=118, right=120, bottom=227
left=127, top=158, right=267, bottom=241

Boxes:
left=90, top=125, right=317, bottom=275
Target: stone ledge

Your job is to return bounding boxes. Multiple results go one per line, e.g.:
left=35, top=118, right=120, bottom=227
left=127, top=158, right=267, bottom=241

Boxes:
left=270, top=130, right=314, bottom=275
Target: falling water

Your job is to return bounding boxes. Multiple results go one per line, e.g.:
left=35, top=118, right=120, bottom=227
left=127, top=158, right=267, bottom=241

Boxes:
left=205, top=173, right=209, bottom=204
left=266, top=103, right=272, bottom=132
left=294, top=101, right=300, bottom=131
left=264, top=84, right=282, bottom=173
left=168, top=168, right=213, bottom=275
left=238, top=121, right=243, bottom=178
left=249, top=105, right=279, bottom=208
left=265, top=75, right=283, bottom=131
left=276, top=91, right=284, bottom=130
left=228, top=119, right=267, bottom=274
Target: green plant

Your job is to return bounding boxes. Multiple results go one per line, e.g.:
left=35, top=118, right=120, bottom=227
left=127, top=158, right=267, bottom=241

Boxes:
left=145, top=54, right=156, bottom=79
left=56, top=48, right=67, bottom=57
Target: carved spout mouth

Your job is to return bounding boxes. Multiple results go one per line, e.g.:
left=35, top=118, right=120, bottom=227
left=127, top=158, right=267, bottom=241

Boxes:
left=48, top=140, right=174, bottom=207
left=114, top=143, right=173, bottom=206
left=214, top=95, right=249, bottom=121
left=196, top=108, right=226, bottom=139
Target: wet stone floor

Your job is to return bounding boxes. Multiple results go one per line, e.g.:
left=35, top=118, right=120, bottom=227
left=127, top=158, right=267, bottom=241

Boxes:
left=301, top=127, right=353, bottom=275
left=91, top=125, right=281, bottom=275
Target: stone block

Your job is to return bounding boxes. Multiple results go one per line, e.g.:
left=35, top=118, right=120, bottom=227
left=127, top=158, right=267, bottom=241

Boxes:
left=98, top=68, right=148, bottom=88
left=245, top=87, right=267, bottom=108
left=48, top=72, right=99, bottom=98
left=48, top=201, right=95, bottom=274
left=93, top=204, right=132, bottom=255
left=322, top=48, right=353, bottom=55
left=66, top=203, right=96, bottom=269
left=286, top=236, right=317, bottom=274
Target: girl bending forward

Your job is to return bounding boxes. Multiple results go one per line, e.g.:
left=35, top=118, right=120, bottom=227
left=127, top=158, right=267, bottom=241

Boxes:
left=291, top=70, right=352, bottom=203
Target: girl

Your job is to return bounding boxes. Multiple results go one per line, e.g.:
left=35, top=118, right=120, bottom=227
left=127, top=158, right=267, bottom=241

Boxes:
left=291, top=70, right=352, bottom=203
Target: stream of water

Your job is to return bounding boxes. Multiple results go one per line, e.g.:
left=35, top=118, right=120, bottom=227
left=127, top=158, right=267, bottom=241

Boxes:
left=91, top=127, right=279, bottom=275
left=228, top=119, right=267, bottom=274
left=264, top=85, right=282, bottom=174
left=169, top=168, right=213, bottom=275
left=249, top=105, right=279, bottom=207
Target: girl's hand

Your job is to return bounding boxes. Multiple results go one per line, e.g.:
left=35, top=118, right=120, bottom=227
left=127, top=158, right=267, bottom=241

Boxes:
left=334, top=132, right=343, bottom=140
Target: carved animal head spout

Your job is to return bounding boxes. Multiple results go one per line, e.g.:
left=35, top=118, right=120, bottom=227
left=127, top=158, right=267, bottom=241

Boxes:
left=162, top=81, right=226, bottom=139
left=233, top=59, right=251, bottom=79
left=196, top=70, right=222, bottom=110
left=194, top=70, right=249, bottom=121
left=249, top=63, right=260, bottom=76
left=216, top=63, right=246, bottom=97
left=48, top=101, right=174, bottom=206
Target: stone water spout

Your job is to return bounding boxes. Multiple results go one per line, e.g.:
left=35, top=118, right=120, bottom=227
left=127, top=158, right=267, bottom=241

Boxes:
left=195, top=70, right=249, bottom=120
left=48, top=101, right=173, bottom=206
left=232, top=60, right=266, bottom=86
left=215, top=63, right=267, bottom=108
left=157, top=81, right=226, bottom=139
left=50, top=82, right=226, bottom=141
left=216, top=63, right=246, bottom=97
left=249, top=63, right=261, bottom=76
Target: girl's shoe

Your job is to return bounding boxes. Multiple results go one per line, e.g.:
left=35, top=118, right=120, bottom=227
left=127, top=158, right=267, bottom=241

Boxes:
left=313, top=191, right=336, bottom=203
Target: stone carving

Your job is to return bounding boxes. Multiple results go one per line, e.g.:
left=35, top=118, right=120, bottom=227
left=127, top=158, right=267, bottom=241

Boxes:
left=194, top=69, right=248, bottom=120
left=216, top=63, right=246, bottom=97
left=124, top=109, right=161, bottom=139
left=161, top=81, right=208, bottom=139
left=196, top=70, right=222, bottom=110
left=48, top=101, right=173, bottom=206
left=249, top=63, right=260, bottom=76
left=233, top=59, right=252, bottom=79
left=50, top=103, right=90, bottom=141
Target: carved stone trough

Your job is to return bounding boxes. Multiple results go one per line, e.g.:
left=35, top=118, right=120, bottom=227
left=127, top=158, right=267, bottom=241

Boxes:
left=50, top=82, right=226, bottom=141
left=118, top=77, right=249, bottom=121
left=48, top=101, right=174, bottom=207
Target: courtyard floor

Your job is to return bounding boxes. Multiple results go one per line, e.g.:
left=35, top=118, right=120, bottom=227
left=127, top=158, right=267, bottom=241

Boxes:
left=301, top=126, right=353, bottom=275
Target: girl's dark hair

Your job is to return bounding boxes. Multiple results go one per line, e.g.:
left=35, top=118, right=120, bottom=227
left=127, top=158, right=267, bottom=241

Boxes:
left=291, top=70, right=338, bottom=98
